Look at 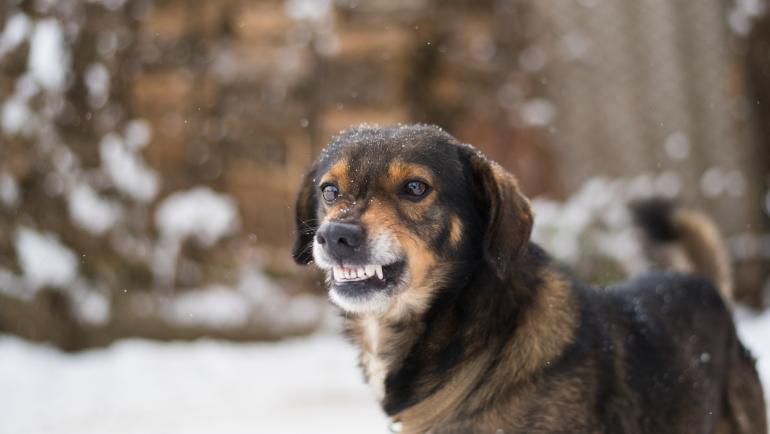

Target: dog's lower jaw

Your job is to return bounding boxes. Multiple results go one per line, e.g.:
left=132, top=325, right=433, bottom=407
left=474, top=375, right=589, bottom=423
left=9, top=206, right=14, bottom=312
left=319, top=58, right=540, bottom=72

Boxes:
left=326, top=266, right=414, bottom=316
left=328, top=286, right=391, bottom=315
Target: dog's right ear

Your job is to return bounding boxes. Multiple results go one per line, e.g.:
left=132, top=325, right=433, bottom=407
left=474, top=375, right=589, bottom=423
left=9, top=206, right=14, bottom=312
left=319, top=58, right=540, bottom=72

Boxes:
left=292, top=163, right=319, bottom=265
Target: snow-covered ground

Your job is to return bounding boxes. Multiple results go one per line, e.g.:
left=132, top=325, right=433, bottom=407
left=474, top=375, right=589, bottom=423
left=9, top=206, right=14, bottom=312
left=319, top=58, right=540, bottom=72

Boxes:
left=0, top=310, right=768, bottom=434
left=736, top=307, right=770, bottom=420
left=0, top=331, right=388, bottom=434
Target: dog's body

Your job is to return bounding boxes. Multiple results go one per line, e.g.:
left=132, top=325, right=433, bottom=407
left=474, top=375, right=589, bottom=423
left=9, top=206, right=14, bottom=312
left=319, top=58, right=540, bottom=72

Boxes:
left=293, top=124, right=766, bottom=434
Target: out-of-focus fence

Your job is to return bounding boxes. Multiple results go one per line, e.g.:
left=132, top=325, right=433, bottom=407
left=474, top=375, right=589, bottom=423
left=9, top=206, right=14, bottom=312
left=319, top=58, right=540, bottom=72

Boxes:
left=532, top=0, right=770, bottom=302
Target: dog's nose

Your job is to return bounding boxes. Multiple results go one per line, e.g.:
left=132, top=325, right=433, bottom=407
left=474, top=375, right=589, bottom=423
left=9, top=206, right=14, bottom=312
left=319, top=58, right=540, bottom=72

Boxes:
left=316, top=222, right=364, bottom=259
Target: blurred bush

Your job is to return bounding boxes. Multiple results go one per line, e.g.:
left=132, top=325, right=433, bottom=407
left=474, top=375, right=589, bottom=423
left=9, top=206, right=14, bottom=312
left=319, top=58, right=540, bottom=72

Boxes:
left=0, top=0, right=768, bottom=349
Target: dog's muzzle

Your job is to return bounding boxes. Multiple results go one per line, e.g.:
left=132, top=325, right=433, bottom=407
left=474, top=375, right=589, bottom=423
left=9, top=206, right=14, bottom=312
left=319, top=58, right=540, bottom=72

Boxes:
left=316, top=222, right=365, bottom=263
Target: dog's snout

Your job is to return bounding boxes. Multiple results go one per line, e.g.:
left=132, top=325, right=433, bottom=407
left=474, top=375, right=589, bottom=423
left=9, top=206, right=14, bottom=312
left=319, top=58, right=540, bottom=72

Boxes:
left=317, top=222, right=365, bottom=259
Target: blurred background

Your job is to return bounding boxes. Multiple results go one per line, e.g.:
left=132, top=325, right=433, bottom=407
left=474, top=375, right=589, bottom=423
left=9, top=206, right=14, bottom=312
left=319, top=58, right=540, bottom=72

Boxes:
left=1, top=0, right=769, bottom=432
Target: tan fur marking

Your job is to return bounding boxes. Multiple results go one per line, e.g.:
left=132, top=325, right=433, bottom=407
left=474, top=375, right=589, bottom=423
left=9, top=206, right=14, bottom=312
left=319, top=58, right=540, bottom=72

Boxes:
left=672, top=209, right=733, bottom=301
left=395, top=269, right=578, bottom=433
left=386, top=161, right=435, bottom=188
left=642, top=207, right=733, bottom=302
left=359, top=199, right=445, bottom=320
left=317, top=159, right=352, bottom=221
left=497, top=270, right=577, bottom=383
left=387, top=227, right=445, bottom=320
left=449, top=215, right=463, bottom=248
left=397, top=354, right=492, bottom=433
left=359, top=199, right=391, bottom=229
left=319, top=158, right=349, bottom=192
left=386, top=161, right=437, bottom=221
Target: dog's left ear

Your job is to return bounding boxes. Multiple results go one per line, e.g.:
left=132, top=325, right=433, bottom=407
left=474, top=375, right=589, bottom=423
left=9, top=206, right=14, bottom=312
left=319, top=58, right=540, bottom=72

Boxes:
left=292, top=164, right=319, bottom=265
left=460, top=145, right=534, bottom=279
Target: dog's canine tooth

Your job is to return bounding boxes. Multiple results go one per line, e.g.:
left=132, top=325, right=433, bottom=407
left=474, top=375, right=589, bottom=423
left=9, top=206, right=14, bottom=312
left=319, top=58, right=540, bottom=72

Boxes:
left=332, top=265, right=391, bottom=281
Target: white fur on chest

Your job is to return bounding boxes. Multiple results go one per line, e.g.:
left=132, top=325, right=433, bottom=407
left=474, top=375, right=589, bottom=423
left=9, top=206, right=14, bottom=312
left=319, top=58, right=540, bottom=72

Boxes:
left=360, top=317, right=388, bottom=400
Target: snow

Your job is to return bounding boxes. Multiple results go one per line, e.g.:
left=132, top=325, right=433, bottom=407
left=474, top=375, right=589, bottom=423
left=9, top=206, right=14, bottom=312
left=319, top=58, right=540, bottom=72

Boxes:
left=1, top=93, right=33, bottom=135
left=28, top=19, right=70, bottom=92
left=701, top=167, right=727, bottom=198
left=729, top=232, right=770, bottom=261
left=736, top=308, right=770, bottom=415
left=14, top=227, right=78, bottom=290
left=663, top=132, right=690, bottom=160
left=0, top=309, right=767, bottom=434
left=0, top=12, right=31, bottom=58
left=162, top=286, right=254, bottom=329
left=285, top=0, right=332, bottom=21
left=532, top=174, right=690, bottom=272
left=152, top=186, right=239, bottom=285
left=159, top=269, right=323, bottom=331
left=68, top=183, right=122, bottom=235
left=84, top=62, right=110, bottom=109
left=0, top=171, right=20, bottom=207
left=728, top=0, right=767, bottom=35
left=69, top=284, right=111, bottom=325
left=0, top=332, right=388, bottom=434
left=2, top=74, right=41, bottom=136
left=520, top=98, right=556, bottom=127
left=124, top=119, right=151, bottom=150
left=99, top=133, right=160, bottom=202
left=0, top=267, right=30, bottom=300
left=155, top=187, right=240, bottom=247
left=698, top=168, right=747, bottom=199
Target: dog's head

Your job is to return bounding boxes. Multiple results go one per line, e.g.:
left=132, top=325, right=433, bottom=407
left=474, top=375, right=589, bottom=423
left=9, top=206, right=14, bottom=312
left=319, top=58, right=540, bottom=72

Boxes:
left=293, top=124, right=533, bottom=316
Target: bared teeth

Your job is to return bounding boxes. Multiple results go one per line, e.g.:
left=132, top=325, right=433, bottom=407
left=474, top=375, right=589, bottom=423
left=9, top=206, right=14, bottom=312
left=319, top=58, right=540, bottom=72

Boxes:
left=331, top=264, right=386, bottom=282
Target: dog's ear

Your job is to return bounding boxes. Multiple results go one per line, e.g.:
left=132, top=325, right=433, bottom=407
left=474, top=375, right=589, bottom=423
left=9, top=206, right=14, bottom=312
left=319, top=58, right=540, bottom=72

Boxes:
left=460, top=145, right=533, bottom=279
left=292, top=164, right=319, bottom=265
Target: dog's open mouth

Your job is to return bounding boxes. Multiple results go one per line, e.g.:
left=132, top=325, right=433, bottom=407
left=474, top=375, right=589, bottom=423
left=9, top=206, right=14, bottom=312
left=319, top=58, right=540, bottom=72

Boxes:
left=330, top=261, right=406, bottom=290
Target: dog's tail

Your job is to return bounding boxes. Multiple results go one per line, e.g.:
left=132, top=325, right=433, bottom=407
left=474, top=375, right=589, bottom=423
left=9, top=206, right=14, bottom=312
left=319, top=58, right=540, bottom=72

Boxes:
left=630, top=198, right=733, bottom=301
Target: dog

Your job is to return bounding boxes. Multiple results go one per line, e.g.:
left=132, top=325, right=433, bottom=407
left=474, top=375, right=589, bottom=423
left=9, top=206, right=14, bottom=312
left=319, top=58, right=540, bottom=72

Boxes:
left=292, top=124, right=766, bottom=434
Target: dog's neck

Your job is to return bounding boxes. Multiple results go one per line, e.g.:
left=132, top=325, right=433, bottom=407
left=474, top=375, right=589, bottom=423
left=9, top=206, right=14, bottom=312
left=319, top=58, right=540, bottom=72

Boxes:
left=344, top=247, right=579, bottom=432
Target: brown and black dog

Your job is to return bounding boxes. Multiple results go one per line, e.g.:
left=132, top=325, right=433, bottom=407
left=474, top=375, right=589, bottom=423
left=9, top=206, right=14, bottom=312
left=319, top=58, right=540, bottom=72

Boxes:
left=292, top=124, right=766, bottom=434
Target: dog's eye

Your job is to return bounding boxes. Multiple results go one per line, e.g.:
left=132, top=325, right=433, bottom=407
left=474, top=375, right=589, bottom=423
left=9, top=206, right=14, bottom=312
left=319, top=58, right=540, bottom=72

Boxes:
left=321, top=184, right=339, bottom=203
left=402, top=180, right=429, bottom=198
